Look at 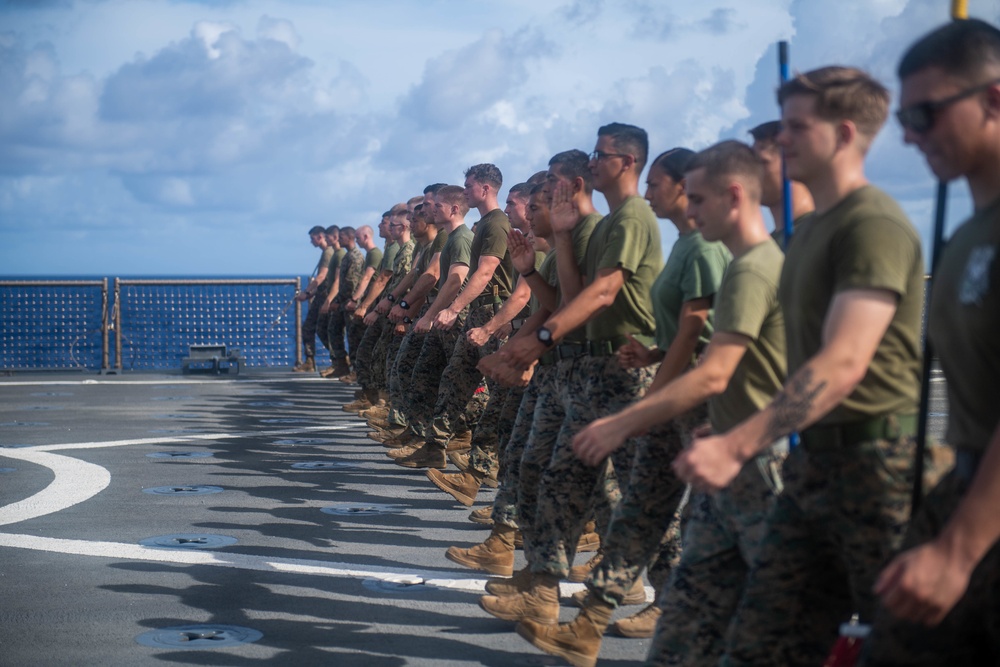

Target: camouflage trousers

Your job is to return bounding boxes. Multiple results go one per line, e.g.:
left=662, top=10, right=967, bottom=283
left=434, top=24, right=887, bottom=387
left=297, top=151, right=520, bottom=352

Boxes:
left=347, top=315, right=367, bottom=366
left=468, top=377, right=522, bottom=478
left=354, top=316, right=386, bottom=391
left=645, top=442, right=787, bottom=667
left=380, top=326, right=405, bottom=397
left=426, top=303, right=499, bottom=452
left=327, top=306, right=349, bottom=362
left=530, top=355, right=655, bottom=579
left=720, top=435, right=930, bottom=667
left=403, top=320, right=465, bottom=439
left=301, top=289, right=328, bottom=360
left=864, top=464, right=1000, bottom=666
left=589, top=404, right=708, bottom=607
left=368, top=315, right=398, bottom=393
left=388, top=327, right=426, bottom=432
left=491, top=364, right=554, bottom=529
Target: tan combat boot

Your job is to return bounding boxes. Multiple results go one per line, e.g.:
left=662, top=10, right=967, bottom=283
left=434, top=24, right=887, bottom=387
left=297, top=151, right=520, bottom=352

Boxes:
left=516, top=593, right=614, bottom=667
left=330, top=360, right=351, bottom=378
left=383, top=430, right=420, bottom=448
left=319, top=366, right=337, bottom=378
left=448, top=450, right=471, bottom=471
left=570, top=578, right=648, bottom=607
left=445, top=524, right=515, bottom=575
left=567, top=551, right=603, bottom=583
left=342, top=397, right=372, bottom=413
left=611, top=602, right=661, bottom=638
left=446, top=430, right=472, bottom=452
left=484, top=565, right=533, bottom=596
left=576, top=521, right=600, bottom=553
left=339, top=371, right=357, bottom=383
left=479, top=573, right=559, bottom=624
left=385, top=444, right=418, bottom=459
left=393, top=443, right=446, bottom=469
left=293, top=358, right=315, bottom=372
left=468, top=506, right=494, bottom=526
left=426, top=469, right=484, bottom=506
left=369, top=427, right=405, bottom=443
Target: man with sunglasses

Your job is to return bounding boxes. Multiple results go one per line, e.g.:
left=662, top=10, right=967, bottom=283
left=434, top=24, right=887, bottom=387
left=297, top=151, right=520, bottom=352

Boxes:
left=673, top=66, right=936, bottom=665
left=864, top=19, right=1000, bottom=666
left=481, top=123, right=663, bottom=637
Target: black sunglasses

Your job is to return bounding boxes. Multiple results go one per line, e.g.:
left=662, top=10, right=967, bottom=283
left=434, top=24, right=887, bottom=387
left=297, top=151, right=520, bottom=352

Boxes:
left=896, top=78, right=1000, bottom=134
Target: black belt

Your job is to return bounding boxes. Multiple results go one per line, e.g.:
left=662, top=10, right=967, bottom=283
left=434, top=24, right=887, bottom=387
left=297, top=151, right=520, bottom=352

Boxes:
left=800, top=413, right=919, bottom=450
left=472, top=293, right=507, bottom=309
left=540, top=342, right=588, bottom=366
left=585, top=337, right=631, bottom=357
left=511, top=318, right=526, bottom=332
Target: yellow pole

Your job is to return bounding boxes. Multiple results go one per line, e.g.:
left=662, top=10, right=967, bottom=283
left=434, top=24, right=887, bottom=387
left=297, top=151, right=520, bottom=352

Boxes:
left=951, top=0, right=968, bottom=19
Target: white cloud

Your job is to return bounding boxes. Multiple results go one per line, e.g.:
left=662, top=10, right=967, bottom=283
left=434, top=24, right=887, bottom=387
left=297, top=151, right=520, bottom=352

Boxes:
left=0, top=0, right=995, bottom=275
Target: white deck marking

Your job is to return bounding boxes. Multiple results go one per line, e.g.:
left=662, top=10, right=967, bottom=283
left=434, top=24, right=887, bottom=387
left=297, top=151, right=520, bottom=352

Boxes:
left=0, top=532, right=619, bottom=598
left=0, top=423, right=363, bottom=525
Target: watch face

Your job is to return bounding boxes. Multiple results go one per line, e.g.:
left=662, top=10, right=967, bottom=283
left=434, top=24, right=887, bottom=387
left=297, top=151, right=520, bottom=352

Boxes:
left=537, top=327, right=552, bottom=343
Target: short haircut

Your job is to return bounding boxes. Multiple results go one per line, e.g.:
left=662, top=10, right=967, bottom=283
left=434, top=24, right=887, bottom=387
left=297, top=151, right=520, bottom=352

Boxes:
left=423, top=183, right=448, bottom=195
left=381, top=211, right=392, bottom=219
left=527, top=170, right=548, bottom=186
left=548, top=149, right=593, bottom=193
left=686, top=140, right=764, bottom=203
left=340, top=226, right=356, bottom=241
left=357, top=224, right=373, bottom=239
left=308, top=225, right=325, bottom=236
left=507, top=182, right=532, bottom=200
left=597, top=122, right=649, bottom=173
left=407, top=195, right=424, bottom=207
left=748, top=120, right=782, bottom=145
left=529, top=183, right=546, bottom=197
left=464, top=163, right=503, bottom=190
left=389, top=203, right=409, bottom=217
left=436, top=185, right=470, bottom=216
left=650, top=147, right=696, bottom=181
left=325, top=225, right=340, bottom=235
left=777, top=66, right=890, bottom=145
left=899, top=19, right=1000, bottom=82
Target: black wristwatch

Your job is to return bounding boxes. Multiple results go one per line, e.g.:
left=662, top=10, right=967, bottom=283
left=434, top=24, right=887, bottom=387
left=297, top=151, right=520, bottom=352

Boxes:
left=399, top=300, right=410, bottom=310
left=387, top=294, right=396, bottom=303
left=536, top=326, right=555, bottom=347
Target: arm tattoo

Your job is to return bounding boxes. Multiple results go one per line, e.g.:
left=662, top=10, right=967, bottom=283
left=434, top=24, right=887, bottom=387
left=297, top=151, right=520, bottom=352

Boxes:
left=762, top=368, right=826, bottom=447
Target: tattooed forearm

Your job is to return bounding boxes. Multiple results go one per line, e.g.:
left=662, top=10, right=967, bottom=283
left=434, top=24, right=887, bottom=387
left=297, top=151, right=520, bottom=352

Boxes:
left=761, top=368, right=826, bottom=447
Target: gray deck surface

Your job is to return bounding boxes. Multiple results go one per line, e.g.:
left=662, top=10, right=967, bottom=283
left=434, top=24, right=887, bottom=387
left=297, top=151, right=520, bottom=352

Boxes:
left=0, top=371, right=676, bottom=667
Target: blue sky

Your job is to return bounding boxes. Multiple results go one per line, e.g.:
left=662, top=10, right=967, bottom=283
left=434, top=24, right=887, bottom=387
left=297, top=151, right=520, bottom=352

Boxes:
left=1, top=0, right=996, bottom=276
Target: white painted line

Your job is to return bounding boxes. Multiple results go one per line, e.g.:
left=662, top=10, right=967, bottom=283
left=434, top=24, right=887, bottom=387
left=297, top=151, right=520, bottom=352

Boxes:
left=0, top=423, right=365, bottom=526
left=28, top=423, right=363, bottom=452
left=0, top=450, right=110, bottom=526
left=0, top=533, right=622, bottom=598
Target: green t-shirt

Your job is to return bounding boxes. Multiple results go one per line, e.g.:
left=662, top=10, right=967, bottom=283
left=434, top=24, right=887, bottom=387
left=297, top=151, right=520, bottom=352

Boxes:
left=379, top=242, right=399, bottom=274
left=779, top=185, right=924, bottom=425
left=316, top=247, right=335, bottom=292
left=322, top=247, right=346, bottom=290
left=416, top=230, right=449, bottom=297
left=709, top=239, right=787, bottom=433
left=650, top=230, right=730, bottom=351
left=928, top=197, right=1000, bottom=453
left=584, top=196, right=663, bottom=343
left=468, top=208, right=514, bottom=299
left=771, top=213, right=809, bottom=251
left=438, top=225, right=474, bottom=291
left=365, top=246, right=383, bottom=272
